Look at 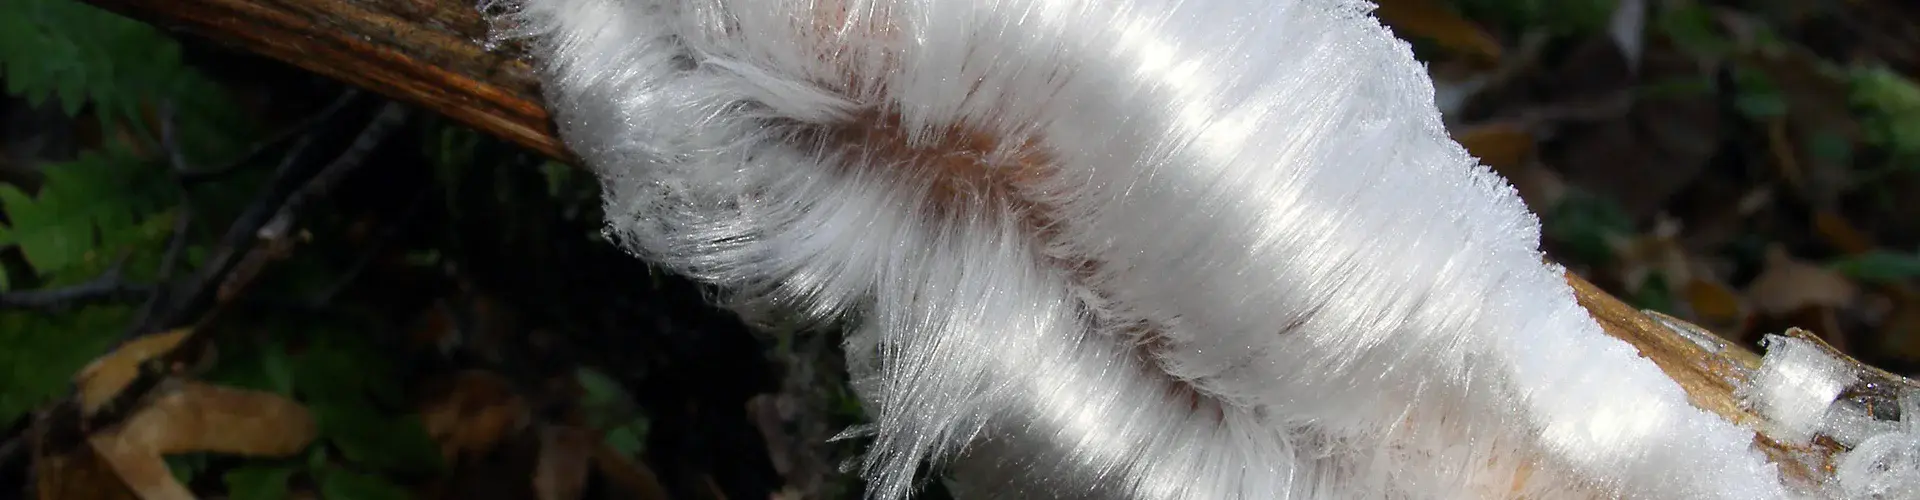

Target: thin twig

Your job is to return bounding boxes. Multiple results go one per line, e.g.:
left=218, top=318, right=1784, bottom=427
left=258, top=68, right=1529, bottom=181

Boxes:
left=146, top=131, right=320, bottom=333
left=0, top=434, right=22, bottom=471
left=40, top=99, right=413, bottom=458
left=177, top=89, right=361, bottom=184
left=127, top=104, right=203, bottom=336
left=0, top=263, right=151, bottom=311
left=261, top=101, right=413, bottom=241
left=310, top=183, right=433, bottom=307
left=158, top=99, right=192, bottom=174
left=125, top=206, right=194, bottom=338
left=218, top=101, right=410, bottom=308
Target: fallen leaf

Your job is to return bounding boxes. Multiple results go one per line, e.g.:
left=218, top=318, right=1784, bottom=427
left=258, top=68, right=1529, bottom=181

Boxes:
left=96, top=380, right=315, bottom=457
left=75, top=329, right=192, bottom=416
left=1609, top=217, right=1692, bottom=295
left=1455, top=122, right=1534, bottom=170
left=1373, top=0, right=1504, bottom=64
left=418, top=370, right=527, bottom=463
left=35, top=443, right=141, bottom=500
left=1876, top=296, right=1920, bottom=362
left=1683, top=277, right=1747, bottom=332
left=88, top=444, right=191, bottom=500
left=1746, top=246, right=1860, bottom=316
left=88, top=381, right=316, bottom=500
left=591, top=442, right=671, bottom=500
left=1813, top=211, right=1877, bottom=255
left=534, top=426, right=593, bottom=500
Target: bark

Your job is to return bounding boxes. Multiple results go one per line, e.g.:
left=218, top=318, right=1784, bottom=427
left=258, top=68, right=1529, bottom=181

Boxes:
left=83, top=0, right=566, bottom=161
left=76, top=0, right=1881, bottom=488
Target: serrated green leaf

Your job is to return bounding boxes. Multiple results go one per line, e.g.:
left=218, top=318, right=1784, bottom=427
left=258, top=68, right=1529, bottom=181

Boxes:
left=0, top=148, right=178, bottom=279
left=225, top=465, right=297, bottom=500
left=318, top=469, right=411, bottom=500
left=0, top=308, right=129, bottom=426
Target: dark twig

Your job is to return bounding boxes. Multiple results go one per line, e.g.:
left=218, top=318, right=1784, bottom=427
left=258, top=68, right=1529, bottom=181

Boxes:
left=0, top=261, right=151, bottom=311
left=144, top=132, right=319, bottom=334
left=41, top=99, right=414, bottom=457
left=261, top=101, right=413, bottom=240
left=127, top=103, right=203, bottom=336
left=310, top=183, right=433, bottom=307
left=219, top=101, right=411, bottom=309
left=158, top=99, right=193, bottom=174
left=177, top=89, right=361, bottom=184
left=0, top=433, right=22, bottom=471
left=125, top=206, right=194, bottom=338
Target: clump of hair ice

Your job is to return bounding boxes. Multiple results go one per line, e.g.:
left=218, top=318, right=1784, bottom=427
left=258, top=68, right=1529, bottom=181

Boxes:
left=479, top=0, right=1918, bottom=498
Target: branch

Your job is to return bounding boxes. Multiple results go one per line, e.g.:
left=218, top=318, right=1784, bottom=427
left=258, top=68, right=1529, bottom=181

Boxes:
left=0, top=263, right=152, bottom=311
left=78, top=0, right=567, bottom=161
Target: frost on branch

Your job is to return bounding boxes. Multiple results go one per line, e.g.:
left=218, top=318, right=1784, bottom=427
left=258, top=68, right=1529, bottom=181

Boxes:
left=481, top=0, right=1919, bottom=497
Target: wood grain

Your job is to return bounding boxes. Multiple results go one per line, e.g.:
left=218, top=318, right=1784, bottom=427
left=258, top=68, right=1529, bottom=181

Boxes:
left=78, top=0, right=1896, bottom=489
left=81, top=0, right=567, bottom=160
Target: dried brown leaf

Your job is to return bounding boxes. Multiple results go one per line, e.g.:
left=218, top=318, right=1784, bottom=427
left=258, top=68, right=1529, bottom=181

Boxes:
left=1746, top=246, right=1859, bottom=316
left=534, top=426, right=593, bottom=500
left=83, top=381, right=315, bottom=500
left=74, top=329, right=192, bottom=416
left=1682, top=277, right=1746, bottom=331
left=1813, top=211, right=1877, bottom=255
left=85, top=440, right=194, bottom=500
left=591, top=442, right=671, bottom=500
left=1609, top=219, right=1692, bottom=295
left=34, top=444, right=141, bottom=500
left=1372, top=0, right=1503, bottom=63
left=1455, top=123, right=1533, bottom=171
left=418, top=371, right=528, bottom=463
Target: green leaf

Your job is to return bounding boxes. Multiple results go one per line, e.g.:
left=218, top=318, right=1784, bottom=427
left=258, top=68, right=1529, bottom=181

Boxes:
left=1850, top=66, right=1920, bottom=160
left=1629, top=273, right=1677, bottom=318
left=166, top=453, right=208, bottom=486
left=0, top=148, right=178, bottom=279
left=0, top=0, right=176, bottom=123
left=1731, top=67, right=1788, bottom=119
left=313, top=403, right=445, bottom=475
left=0, top=307, right=131, bottom=426
left=1543, top=191, right=1634, bottom=266
left=202, top=338, right=296, bottom=396
left=1652, top=0, right=1733, bottom=60
left=1831, top=251, right=1920, bottom=285
left=318, top=469, right=411, bottom=500
left=603, top=418, right=650, bottom=458
left=292, top=335, right=398, bottom=405
left=225, top=465, right=297, bottom=500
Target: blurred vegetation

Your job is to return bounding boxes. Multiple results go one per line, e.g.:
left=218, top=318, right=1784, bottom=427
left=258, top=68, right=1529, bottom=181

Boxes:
left=0, top=0, right=1916, bottom=498
left=1390, top=0, right=1920, bottom=370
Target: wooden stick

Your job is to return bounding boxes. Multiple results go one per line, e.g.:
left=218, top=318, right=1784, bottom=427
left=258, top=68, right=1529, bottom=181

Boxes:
left=82, top=0, right=566, bottom=160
